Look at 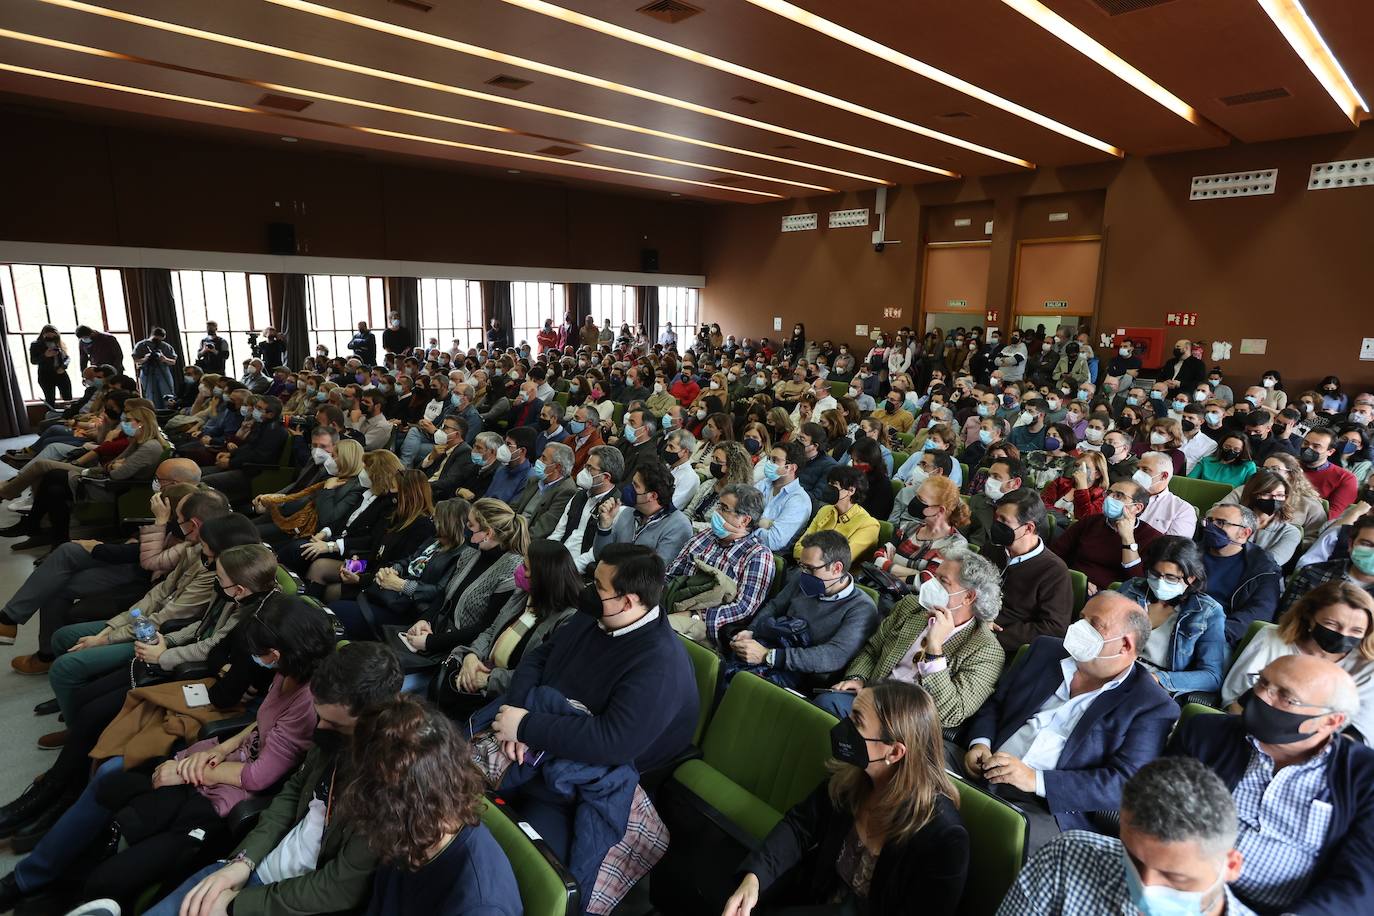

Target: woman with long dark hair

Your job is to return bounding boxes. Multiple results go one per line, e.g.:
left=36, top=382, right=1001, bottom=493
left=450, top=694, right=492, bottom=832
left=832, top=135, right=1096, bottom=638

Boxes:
left=722, top=681, right=968, bottom=914
left=342, top=695, right=520, bottom=913
left=28, top=324, right=71, bottom=405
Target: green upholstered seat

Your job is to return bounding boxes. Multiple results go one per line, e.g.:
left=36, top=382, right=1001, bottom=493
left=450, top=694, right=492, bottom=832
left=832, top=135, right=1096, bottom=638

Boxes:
left=952, top=777, right=1029, bottom=916
left=1168, top=476, right=1233, bottom=517
left=1068, top=569, right=1088, bottom=616
left=679, top=635, right=721, bottom=745
left=480, top=797, right=579, bottom=916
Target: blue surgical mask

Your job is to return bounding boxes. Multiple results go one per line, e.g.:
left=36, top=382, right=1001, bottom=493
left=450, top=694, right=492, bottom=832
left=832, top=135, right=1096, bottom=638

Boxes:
left=661, top=415, right=674, bottom=431
left=531, top=459, right=547, bottom=480
left=1122, top=848, right=1222, bottom=916
left=239, top=405, right=251, bottom=417
left=306, top=386, right=317, bottom=396
left=709, top=511, right=729, bottom=539
left=471, top=451, right=486, bottom=465
left=978, top=429, right=993, bottom=446
left=315, top=391, right=328, bottom=402
left=761, top=459, right=780, bottom=481
left=252, top=408, right=265, bottom=422
left=251, top=654, right=277, bottom=670
left=119, top=420, right=138, bottom=436
left=1126, top=396, right=1140, bottom=407
left=1103, top=495, right=1125, bottom=520
left=450, top=392, right=461, bottom=408
left=977, top=404, right=991, bottom=417
left=568, top=419, right=586, bottom=435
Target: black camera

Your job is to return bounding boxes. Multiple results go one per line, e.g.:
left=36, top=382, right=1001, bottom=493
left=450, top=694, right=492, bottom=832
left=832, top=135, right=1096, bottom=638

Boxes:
left=246, top=330, right=261, bottom=358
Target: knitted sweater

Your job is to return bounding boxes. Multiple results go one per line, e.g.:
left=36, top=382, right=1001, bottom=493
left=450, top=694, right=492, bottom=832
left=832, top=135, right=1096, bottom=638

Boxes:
left=750, top=577, right=879, bottom=678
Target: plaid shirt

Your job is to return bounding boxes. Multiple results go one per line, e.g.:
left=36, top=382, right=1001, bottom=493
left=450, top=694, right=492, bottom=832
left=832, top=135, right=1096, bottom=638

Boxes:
left=665, top=529, right=774, bottom=643
left=1232, top=736, right=1333, bottom=911
left=1279, top=559, right=1374, bottom=613
left=997, top=830, right=1257, bottom=916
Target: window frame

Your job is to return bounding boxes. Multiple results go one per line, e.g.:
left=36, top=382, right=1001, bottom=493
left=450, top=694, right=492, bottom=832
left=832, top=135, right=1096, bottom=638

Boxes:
left=305, top=274, right=389, bottom=363
left=169, top=269, right=272, bottom=377
left=509, top=281, right=566, bottom=351
left=418, top=277, right=484, bottom=356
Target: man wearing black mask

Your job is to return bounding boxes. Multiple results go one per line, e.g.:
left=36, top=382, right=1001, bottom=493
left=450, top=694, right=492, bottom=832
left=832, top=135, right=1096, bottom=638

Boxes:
left=1168, top=655, right=1374, bottom=916
left=981, top=489, right=1074, bottom=654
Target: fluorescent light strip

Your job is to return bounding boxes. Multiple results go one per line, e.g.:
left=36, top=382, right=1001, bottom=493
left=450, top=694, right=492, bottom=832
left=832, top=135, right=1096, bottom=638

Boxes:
left=0, top=60, right=783, bottom=198
left=999, top=0, right=1201, bottom=125
left=0, top=27, right=832, bottom=192
left=262, top=0, right=958, bottom=177
left=36, top=0, right=886, bottom=185
left=495, top=0, right=1032, bottom=166
left=741, top=0, right=1121, bottom=157
left=1257, top=0, right=1367, bottom=122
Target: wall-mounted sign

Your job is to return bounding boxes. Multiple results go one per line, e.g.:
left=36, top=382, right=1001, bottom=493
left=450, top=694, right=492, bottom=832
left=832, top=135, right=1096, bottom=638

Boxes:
left=947, top=298, right=969, bottom=308
left=773, top=316, right=783, bottom=331
left=883, top=307, right=903, bottom=318
left=1044, top=300, right=1069, bottom=309
left=855, top=324, right=869, bottom=337
left=1361, top=338, right=1374, bottom=362
left=1239, top=338, right=1267, bottom=355
left=986, top=310, right=1000, bottom=323
left=829, top=208, right=869, bottom=229
left=1166, top=312, right=1199, bottom=327
left=953, top=218, right=972, bottom=227
left=781, top=213, right=818, bottom=232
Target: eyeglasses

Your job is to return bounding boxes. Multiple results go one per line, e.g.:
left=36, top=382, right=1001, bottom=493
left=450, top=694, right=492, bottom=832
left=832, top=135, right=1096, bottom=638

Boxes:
left=796, top=561, right=831, bottom=574
left=1253, top=675, right=1334, bottom=713
left=1207, top=517, right=1248, bottom=531
left=1150, top=569, right=1187, bottom=585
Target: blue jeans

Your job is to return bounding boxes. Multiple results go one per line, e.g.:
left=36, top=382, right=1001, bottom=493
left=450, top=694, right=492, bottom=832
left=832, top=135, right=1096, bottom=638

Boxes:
left=14, top=757, right=123, bottom=893
left=813, top=689, right=856, bottom=719
left=398, top=427, right=433, bottom=468
left=144, top=862, right=265, bottom=916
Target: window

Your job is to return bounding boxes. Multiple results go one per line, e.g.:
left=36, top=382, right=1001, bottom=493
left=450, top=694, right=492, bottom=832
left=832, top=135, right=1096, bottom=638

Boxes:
left=418, top=278, right=484, bottom=353
left=590, top=284, right=636, bottom=334
left=306, top=275, right=388, bottom=362
left=0, top=264, right=134, bottom=402
left=658, top=286, right=700, bottom=337
left=170, top=270, right=271, bottom=376
left=509, top=281, right=565, bottom=350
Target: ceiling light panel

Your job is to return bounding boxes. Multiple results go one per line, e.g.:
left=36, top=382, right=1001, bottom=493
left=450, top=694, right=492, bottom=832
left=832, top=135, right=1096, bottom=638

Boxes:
left=258, top=0, right=961, bottom=176
left=1257, top=0, right=1367, bottom=122
left=0, top=49, right=784, bottom=200
left=493, top=0, right=1033, bottom=167
left=28, top=0, right=894, bottom=186
left=0, top=25, right=834, bottom=193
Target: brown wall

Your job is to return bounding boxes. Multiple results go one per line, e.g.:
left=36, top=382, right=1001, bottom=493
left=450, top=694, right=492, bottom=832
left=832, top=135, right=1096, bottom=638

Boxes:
left=0, top=112, right=704, bottom=275
left=702, top=124, right=1374, bottom=392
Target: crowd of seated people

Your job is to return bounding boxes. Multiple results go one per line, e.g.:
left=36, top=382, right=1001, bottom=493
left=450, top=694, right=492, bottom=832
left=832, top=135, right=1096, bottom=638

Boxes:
left=0, top=316, right=1370, bottom=914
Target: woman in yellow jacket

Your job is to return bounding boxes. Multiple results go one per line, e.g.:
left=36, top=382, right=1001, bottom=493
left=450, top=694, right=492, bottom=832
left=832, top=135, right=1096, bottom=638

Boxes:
left=794, top=465, right=880, bottom=563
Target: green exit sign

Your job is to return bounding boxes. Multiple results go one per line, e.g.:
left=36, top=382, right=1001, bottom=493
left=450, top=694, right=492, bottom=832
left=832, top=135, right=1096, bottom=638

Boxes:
left=1044, top=300, right=1069, bottom=309
left=947, top=298, right=968, bottom=307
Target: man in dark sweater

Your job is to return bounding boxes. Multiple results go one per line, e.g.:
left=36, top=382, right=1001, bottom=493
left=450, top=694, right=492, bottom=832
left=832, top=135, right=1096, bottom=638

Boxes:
left=491, top=544, right=698, bottom=860
left=1051, top=479, right=1162, bottom=591
left=983, top=489, right=1075, bottom=655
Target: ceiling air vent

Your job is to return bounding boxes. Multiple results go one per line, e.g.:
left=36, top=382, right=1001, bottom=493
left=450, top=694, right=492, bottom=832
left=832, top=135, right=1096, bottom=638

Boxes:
left=387, top=0, right=434, bottom=11
left=485, top=74, right=532, bottom=91
left=1220, top=87, right=1291, bottom=106
left=938, top=111, right=973, bottom=119
left=774, top=144, right=797, bottom=150
left=257, top=94, right=312, bottom=112
left=1090, top=0, right=1176, bottom=14
left=637, top=1, right=704, bottom=25
left=536, top=145, right=581, bottom=157
left=732, top=95, right=760, bottom=105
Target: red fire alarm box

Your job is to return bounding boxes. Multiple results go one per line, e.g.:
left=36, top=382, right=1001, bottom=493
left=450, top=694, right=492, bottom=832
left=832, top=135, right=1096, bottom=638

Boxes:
left=1112, top=328, right=1168, bottom=370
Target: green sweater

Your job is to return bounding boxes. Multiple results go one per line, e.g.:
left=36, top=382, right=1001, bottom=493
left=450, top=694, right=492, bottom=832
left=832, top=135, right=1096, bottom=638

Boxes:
left=845, top=598, right=1005, bottom=729
left=1189, top=456, right=1256, bottom=488
left=233, top=747, right=377, bottom=916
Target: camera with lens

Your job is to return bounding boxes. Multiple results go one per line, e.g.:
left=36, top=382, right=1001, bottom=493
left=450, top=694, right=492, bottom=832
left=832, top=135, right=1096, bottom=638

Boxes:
left=246, top=330, right=261, bottom=358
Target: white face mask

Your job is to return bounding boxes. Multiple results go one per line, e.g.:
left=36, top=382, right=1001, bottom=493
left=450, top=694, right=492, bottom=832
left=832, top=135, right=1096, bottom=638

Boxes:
left=906, top=467, right=929, bottom=488
left=1085, top=427, right=1105, bottom=443
left=917, top=577, right=966, bottom=612
left=432, top=429, right=449, bottom=447
left=576, top=468, right=600, bottom=490
left=496, top=444, right=514, bottom=464
left=983, top=477, right=1005, bottom=500
left=311, top=447, right=329, bottom=467
left=1063, top=619, right=1123, bottom=663
left=358, top=469, right=372, bottom=490
left=1149, top=431, right=1169, bottom=446
left=323, top=455, right=339, bottom=476
left=1132, top=469, right=1155, bottom=491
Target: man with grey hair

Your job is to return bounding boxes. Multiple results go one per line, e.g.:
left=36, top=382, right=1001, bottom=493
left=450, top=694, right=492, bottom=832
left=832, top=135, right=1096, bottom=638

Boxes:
left=450, top=381, right=482, bottom=444
left=550, top=444, right=623, bottom=574
left=1134, top=450, right=1195, bottom=536
left=457, top=430, right=504, bottom=501
left=997, top=756, right=1252, bottom=916
left=1201, top=502, right=1282, bottom=644
left=515, top=440, right=577, bottom=539
left=1169, top=654, right=1374, bottom=915
left=730, top=528, right=878, bottom=692
left=663, top=428, right=700, bottom=511
left=956, top=591, right=1178, bottom=853
left=819, top=547, right=1004, bottom=731
left=664, top=482, right=775, bottom=646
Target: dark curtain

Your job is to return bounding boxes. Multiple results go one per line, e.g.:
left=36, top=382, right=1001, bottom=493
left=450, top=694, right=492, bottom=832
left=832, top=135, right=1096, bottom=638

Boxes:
left=279, top=274, right=310, bottom=369
left=638, top=285, right=660, bottom=345
left=0, top=286, right=30, bottom=437
left=567, top=283, right=592, bottom=328
left=483, top=280, right=512, bottom=345
left=394, top=277, right=421, bottom=351
left=136, top=268, right=186, bottom=375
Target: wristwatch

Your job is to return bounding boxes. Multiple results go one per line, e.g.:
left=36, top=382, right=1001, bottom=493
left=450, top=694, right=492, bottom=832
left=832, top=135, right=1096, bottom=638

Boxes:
left=1123, top=542, right=1138, bottom=552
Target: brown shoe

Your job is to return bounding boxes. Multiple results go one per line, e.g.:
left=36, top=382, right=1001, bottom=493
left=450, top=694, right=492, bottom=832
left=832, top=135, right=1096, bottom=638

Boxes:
left=0, top=622, right=15, bottom=645
left=36, top=730, right=66, bottom=750
left=11, top=654, right=51, bottom=676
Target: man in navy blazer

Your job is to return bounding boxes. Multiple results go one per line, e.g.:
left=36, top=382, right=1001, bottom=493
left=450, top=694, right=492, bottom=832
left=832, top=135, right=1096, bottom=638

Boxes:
left=956, top=591, right=1177, bottom=852
left=1169, top=655, right=1374, bottom=916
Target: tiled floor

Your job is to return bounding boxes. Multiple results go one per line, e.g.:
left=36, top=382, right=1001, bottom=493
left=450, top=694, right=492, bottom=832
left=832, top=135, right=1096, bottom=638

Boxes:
left=0, top=434, right=74, bottom=879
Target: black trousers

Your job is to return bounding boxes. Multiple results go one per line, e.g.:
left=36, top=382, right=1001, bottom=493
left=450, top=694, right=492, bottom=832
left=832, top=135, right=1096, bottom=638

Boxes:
left=88, top=778, right=226, bottom=903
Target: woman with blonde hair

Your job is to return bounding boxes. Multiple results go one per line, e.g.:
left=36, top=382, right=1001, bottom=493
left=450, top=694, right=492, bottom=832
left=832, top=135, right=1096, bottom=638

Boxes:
left=258, top=437, right=365, bottom=543
left=876, top=475, right=969, bottom=583
left=723, top=681, right=968, bottom=914
left=1223, top=581, right=1374, bottom=744
left=767, top=405, right=796, bottom=446
left=686, top=440, right=754, bottom=531
left=165, top=372, right=223, bottom=434
left=1217, top=451, right=1327, bottom=544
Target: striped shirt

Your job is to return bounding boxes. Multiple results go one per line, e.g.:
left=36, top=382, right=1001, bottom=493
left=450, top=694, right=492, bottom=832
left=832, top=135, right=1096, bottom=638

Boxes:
left=1231, top=736, right=1333, bottom=911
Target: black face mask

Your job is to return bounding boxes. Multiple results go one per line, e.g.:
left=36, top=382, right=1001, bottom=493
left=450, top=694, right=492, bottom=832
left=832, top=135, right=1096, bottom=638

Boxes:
left=1181, top=418, right=1198, bottom=433
left=312, top=728, right=347, bottom=756
left=1251, top=497, right=1280, bottom=516
left=829, top=717, right=883, bottom=769
left=1099, top=442, right=1116, bottom=462
left=989, top=520, right=1018, bottom=548
left=1310, top=622, right=1362, bottom=656
left=908, top=496, right=929, bottom=520
left=576, top=584, right=612, bottom=619
left=1173, top=347, right=1183, bottom=357
left=1219, top=448, right=1241, bottom=462
left=1300, top=447, right=1322, bottom=466
left=1242, top=690, right=1325, bottom=745
left=709, top=461, right=726, bottom=480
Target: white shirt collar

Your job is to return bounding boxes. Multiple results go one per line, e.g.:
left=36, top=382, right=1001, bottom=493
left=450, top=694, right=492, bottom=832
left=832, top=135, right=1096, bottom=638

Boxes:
left=1058, top=656, right=1133, bottom=696
left=599, top=606, right=661, bottom=637
left=1005, top=537, right=1045, bottom=566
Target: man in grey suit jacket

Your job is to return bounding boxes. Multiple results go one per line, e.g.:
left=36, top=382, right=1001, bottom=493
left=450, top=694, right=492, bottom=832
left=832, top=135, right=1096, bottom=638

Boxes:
left=515, top=441, right=578, bottom=539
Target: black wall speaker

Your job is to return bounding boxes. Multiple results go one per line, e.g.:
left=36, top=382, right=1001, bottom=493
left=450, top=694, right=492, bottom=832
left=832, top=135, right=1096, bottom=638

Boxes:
left=641, top=247, right=660, bottom=272
left=268, top=222, right=297, bottom=255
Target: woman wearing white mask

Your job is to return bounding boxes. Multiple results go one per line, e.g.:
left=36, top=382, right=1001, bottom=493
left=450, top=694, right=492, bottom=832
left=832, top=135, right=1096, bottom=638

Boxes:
left=1115, top=536, right=1227, bottom=697
left=256, top=439, right=365, bottom=544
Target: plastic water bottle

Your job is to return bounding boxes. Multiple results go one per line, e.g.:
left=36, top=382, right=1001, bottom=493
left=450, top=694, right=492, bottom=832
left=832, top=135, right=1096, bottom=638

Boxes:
left=130, top=609, right=158, bottom=645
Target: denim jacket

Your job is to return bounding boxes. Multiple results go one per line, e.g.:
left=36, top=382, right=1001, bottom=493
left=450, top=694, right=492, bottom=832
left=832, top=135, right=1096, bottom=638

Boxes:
left=1117, top=578, right=1227, bottom=694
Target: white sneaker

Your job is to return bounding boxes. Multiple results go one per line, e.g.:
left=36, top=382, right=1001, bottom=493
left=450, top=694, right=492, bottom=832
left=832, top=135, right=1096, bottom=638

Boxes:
left=8, top=491, right=33, bottom=513
left=64, top=901, right=121, bottom=916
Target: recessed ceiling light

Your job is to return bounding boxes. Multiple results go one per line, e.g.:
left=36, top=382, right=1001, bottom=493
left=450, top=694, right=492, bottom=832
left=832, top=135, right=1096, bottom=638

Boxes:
left=32, top=0, right=885, bottom=185
left=280, top=135, right=298, bottom=141
left=1256, top=0, right=1367, bottom=122
left=262, top=0, right=956, bottom=176
left=485, top=0, right=1014, bottom=167
left=997, top=0, right=1202, bottom=125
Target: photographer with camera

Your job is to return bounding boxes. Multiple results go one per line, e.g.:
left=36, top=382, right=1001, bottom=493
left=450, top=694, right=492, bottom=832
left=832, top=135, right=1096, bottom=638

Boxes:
left=254, top=326, right=288, bottom=369
left=194, top=321, right=229, bottom=375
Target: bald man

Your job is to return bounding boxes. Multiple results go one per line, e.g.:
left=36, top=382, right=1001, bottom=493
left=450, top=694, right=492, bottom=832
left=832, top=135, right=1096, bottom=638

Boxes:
left=956, top=592, right=1178, bottom=853
left=1170, top=655, right=1374, bottom=915
left=0, top=468, right=201, bottom=665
